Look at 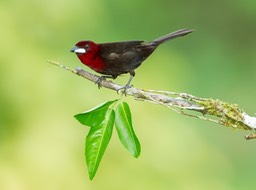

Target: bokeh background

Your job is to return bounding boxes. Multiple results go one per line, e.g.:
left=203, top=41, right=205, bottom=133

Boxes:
left=1, top=0, right=256, bottom=189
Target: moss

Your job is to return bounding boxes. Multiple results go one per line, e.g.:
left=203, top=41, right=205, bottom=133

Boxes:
left=197, top=98, right=250, bottom=131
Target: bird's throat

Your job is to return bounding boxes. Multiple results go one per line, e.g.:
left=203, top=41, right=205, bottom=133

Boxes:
left=77, top=53, right=105, bottom=73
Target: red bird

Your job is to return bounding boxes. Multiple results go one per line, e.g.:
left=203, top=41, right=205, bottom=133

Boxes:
left=71, top=29, right=193, bottom=90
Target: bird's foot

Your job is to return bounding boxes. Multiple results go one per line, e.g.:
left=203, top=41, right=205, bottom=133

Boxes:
left=95, top=76, right=106, bottom=89
left=117, top=84, right=133, bottom=96
left=95, top=75, right=115, bottom=89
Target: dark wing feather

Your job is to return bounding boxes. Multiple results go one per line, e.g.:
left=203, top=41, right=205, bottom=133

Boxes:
left=99, top=41, right=144, bottom=56
left=98, top=41, right=145, bottom=75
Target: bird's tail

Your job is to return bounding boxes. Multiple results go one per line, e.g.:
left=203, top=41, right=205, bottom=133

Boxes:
left=152, top=29, right=194, bottom=45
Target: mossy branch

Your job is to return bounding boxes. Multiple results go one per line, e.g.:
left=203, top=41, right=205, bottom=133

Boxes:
left=48, top=60, right=256, bottom=140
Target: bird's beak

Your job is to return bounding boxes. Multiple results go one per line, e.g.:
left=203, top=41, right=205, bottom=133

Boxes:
left=70, top=46, right=86, bottom=53
left=70, top=46, right=77, bottom=52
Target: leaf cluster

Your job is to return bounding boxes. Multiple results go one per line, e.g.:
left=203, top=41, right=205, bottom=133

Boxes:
left=74, top=100, right=140, bottom=180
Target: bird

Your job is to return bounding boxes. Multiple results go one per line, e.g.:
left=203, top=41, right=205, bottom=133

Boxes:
left=71, top=29, right=193, bottom=91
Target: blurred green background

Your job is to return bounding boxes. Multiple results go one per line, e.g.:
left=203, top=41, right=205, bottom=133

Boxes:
left=1, top=0, right=256, bottom=189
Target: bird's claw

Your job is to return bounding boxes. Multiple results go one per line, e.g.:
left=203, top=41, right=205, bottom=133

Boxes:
left=95, top=76, right=105, bottom=89
left=117, top=84, right=133, bottom=96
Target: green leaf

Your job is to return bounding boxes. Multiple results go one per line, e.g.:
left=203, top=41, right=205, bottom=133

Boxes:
left=86, top=108, right=115, bottom=180
left=115, top=102, right=141, bottom=158
left=74, top=100, right=117, bottom=127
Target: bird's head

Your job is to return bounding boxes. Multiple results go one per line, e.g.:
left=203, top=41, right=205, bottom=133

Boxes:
left=70, top=41, right=99, bottom=55
left=70, top=41, right=104, bottom=72
left=71, top=41, right=100, bottom=63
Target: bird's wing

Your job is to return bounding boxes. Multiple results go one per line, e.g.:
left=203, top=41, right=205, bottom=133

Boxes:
left=99, top=40, right=144, bottom=60
left=98, top=40, right=145, bottom=75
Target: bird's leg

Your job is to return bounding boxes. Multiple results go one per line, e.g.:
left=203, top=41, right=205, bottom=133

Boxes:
left=125, top=71, right=134, bottom=88
left=96, top=75, right=116, bottom=89
left=118, top=70, right=135, bottom=95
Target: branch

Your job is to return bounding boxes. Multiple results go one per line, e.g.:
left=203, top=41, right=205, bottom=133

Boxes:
left=49, top=60, right=256, bottom=140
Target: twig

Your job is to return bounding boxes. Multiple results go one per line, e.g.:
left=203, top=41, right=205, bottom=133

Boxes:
left=48, top=60, right=256, bottom=140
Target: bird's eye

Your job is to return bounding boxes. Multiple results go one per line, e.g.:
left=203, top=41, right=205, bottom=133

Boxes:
left=85, top=44, right=90, bottom=49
